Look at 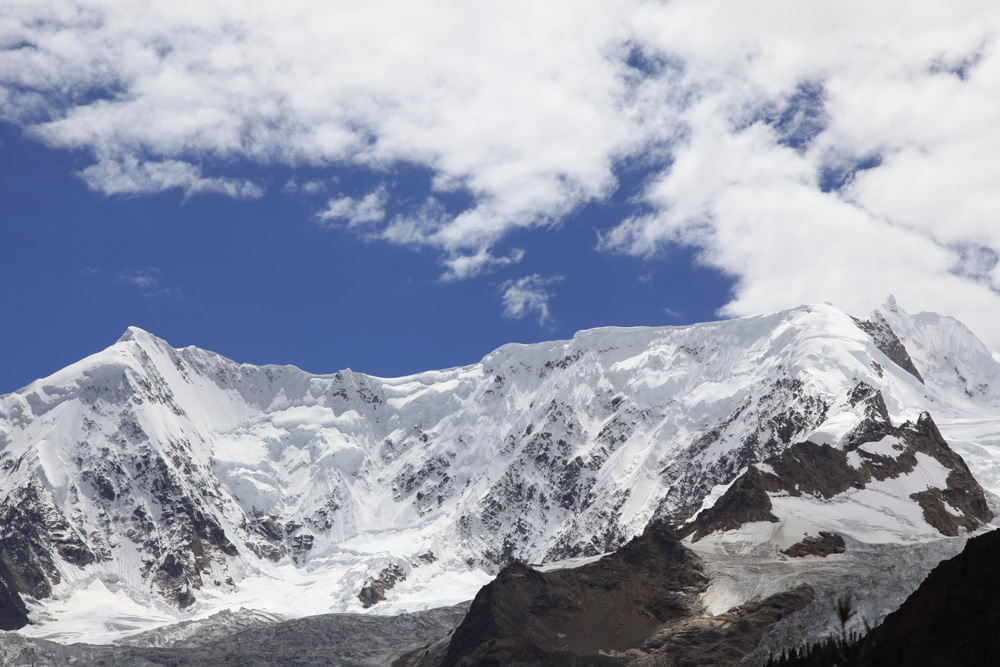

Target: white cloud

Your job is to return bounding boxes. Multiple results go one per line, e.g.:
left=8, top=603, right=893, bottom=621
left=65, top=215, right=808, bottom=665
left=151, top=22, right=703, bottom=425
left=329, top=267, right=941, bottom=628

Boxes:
left=6, top=1, right=1000, bottom=347
left=444, top=248, right=525, bottom=282
left=603, top=0, right=1000, bottom=349
left=500, top=274, right=562, bottom=326
left=1, top=0, right=642, bottom=265
left=317, top=188, right=387, bottom=227
left=79, top=153, right=262, bottom=198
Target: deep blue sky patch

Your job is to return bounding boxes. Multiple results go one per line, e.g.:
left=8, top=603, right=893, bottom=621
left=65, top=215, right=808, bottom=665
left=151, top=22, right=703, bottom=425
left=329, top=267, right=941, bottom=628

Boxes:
left=0, top=121, right=732, bottom=393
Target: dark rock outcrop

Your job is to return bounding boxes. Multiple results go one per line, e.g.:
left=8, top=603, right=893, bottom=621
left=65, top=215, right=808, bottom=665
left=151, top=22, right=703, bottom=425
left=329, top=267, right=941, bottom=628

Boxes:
left=0, top=573, right=29, bottom=631
left=0, top=482, right=96, bottom=603
left=902, top=414, right=992, bottom=536
left=781, top=533, right=845, bottom=558
left=679, top=402, right=991, bottom=543
left=441, top=523, right=708, bottom=666
left=359, top=564, right=407, bottom=608
left=680, top=468, right=780, bottom=542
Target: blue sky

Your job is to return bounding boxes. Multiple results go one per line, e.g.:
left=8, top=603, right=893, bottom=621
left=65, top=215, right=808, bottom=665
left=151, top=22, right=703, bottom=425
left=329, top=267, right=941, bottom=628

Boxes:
left=3, top=1, right=1000, bottom=394
left=0, top=119, right=732, bottom=393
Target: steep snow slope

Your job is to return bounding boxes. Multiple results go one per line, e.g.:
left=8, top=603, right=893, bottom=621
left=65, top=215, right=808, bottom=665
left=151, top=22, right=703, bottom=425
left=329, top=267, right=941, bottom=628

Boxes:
left=874, top=296, right=1000, bottom=494
left=0, top=299, right=998, bottom=641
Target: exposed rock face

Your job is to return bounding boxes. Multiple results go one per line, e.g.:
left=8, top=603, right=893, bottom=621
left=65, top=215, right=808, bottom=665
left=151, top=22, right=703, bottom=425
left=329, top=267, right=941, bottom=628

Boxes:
left=842, top=381, right=894, bottom=448
left=654, top=376, right=832, bottom=528
left=0, top=482, right=95, bottom=601
left=863, top=528, right=1000, bottom=666
left=358, top=563, right=407, bottom=608
left=0, top=574, right=28, bottom=631
left=781, top=533, right=845, bottom=559
left=441, top=523, right=709, bottom=666
left=853, top=312, right=924, bottom=383
left=681, top=468, right=780, bottom=542
left=679, top=399, right=991, bottom=543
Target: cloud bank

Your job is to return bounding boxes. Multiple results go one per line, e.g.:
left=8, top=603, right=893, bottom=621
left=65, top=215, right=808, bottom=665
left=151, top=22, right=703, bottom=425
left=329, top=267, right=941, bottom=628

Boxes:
left=4, top=0, right=1000, bottom=346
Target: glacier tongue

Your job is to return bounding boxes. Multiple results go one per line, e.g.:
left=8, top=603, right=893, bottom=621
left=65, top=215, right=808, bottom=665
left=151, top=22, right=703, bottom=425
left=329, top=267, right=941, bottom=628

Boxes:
left=1, top=299, right=999, bottom=640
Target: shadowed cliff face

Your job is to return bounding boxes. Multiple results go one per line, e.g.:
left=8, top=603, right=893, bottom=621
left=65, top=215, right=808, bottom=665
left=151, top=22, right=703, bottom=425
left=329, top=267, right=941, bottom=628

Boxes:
left=864, top=527, right=1000, bottom=666
left=441, top=523, right=709, bottom=666
left=0, top=575, right=28, bottom=631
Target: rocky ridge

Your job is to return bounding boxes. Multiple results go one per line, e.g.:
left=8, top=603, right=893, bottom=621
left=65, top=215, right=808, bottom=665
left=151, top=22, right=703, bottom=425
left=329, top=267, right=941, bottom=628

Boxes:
left=439, top=523, right=709, bottom=666
left=679, top=391, right=991, bottom=544
left=428, top=524, right=817, bottom=667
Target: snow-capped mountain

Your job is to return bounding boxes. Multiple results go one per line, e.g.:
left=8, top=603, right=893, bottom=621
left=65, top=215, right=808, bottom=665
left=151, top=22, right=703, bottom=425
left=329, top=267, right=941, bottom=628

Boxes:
left=1, top=298, right=998, bottom=641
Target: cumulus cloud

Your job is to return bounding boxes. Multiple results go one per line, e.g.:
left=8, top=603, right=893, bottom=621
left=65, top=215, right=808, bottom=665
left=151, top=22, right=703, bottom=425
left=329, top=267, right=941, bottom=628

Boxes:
left=603, top=0, right=1000, bottom=348
left=1, top=0, right=643, bottom=270
left=317, top=188, right=387, bottom=227
left=5, top=0, right=1000, bottom=347
left=500, top=274, right=563, bottom=326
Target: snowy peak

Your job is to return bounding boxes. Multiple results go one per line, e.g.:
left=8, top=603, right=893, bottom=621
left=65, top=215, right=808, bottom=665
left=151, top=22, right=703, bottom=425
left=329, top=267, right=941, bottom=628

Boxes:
left=116, top=326, right=154, bottom=345
left=875, top=298, right=1000, bottom=406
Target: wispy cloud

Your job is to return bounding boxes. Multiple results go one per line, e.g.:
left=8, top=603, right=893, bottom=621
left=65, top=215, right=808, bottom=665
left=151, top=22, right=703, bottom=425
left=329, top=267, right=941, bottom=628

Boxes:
left=81, top=155, right=262, bottom=199
left=139, top=286, right=183, bottom=299
left=443, top=248, right=525, bottom=282
left=500, top=274, right=563, bottom=327
left=86, top=268, right=183, bottom=299
left=285, top=179, right=329, bottom=195
left=116, top=268, right=161, bottom=290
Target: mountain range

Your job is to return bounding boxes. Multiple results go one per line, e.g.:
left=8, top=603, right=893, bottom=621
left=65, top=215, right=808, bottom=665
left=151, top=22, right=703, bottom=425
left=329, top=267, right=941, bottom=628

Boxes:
left=0, top=297, right=998, bottom=663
